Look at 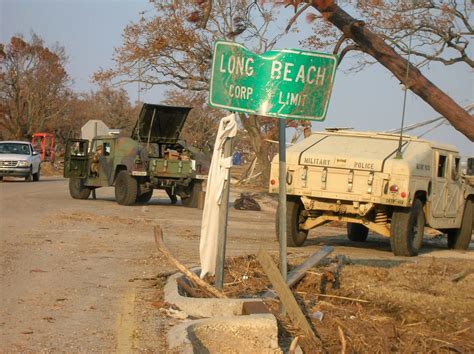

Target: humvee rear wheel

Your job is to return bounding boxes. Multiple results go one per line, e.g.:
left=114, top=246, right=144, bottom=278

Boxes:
left=69, top=178, right=91, bottom=200
left=136, top=190, right=153, bottom=204
left=276, top=196, right=308, bottom=247
left=447, top=200, right=473, bottom=250
left=181, top=181, right=203, bottom=208
left=390, top=199, right=425, bottom=256
left=115, top=170, right=138, bottom=206
left=347, top=223, right=369, bottom=242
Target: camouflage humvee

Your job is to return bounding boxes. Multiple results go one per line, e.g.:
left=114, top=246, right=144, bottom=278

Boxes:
left=270, top=129, right=473, bottom=256
left=64, top=104, right=209, bottom=207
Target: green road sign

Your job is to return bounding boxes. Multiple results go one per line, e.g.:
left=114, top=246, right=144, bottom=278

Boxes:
left=209, top=41, right=338, bottom=121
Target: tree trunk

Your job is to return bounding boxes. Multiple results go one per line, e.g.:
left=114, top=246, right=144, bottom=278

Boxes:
left=239, top=113, right=272, bottom=184
left=310, top=0, right=474, bottom=141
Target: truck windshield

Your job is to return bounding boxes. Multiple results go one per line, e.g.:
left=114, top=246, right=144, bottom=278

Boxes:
left=0, top=143, right=31, bottom=155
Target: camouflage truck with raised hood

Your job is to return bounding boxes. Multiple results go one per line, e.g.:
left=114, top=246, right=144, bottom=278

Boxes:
left=270, top=130, right=473, bottom=256
left=64, top=104, right=209, bottom=207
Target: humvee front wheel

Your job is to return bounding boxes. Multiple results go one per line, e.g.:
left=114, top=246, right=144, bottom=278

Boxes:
left=390, top=199, right=425, bottom=256
left=136, top=190, right=153, bottom=204
left=347, top=223, right=369, bottom=242
left=181, top=181, right=203, bottom=208
left=447, top=200, right=473, bottom=250
left=277, top=196, right=308, bottom=247
left=69, top=178, right=91, bottom=200
left=115, top=170, right=138, bottom=206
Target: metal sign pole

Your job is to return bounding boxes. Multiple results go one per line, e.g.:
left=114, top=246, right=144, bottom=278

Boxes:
left=278, top=118, right=287, bottom=281
left=215, top=136, right=233, bottom=289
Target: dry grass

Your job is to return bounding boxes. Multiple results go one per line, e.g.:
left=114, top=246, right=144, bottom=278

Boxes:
left=181, top=254, right=474, bottom=352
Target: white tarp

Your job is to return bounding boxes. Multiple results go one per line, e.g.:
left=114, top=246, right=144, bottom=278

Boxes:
left=199, top=113, right=237, bottom=278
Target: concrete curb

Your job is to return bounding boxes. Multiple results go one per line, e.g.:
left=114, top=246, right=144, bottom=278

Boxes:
left=164, top=271, right=264, bottom=318
left=167, top=314, right=279, bottom=353
left=164, top=271, right=281, bottom=352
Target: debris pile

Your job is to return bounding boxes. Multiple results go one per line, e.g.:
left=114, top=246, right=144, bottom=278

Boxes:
left=155, top=226, right=474, bottom=352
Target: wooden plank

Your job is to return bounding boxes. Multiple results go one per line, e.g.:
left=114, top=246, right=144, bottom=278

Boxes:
left=257, top=249, right=322, bottom=352
left=286, top=246, right=333, bottom=287
left=154, top=226, right=226, bottom=299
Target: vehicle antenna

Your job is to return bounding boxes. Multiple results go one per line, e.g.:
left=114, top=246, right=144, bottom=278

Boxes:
left=396, top=4, right=415, bottom=159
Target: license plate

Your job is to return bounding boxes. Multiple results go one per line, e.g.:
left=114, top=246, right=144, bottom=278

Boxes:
left=131, top=171, right=147, bottom=176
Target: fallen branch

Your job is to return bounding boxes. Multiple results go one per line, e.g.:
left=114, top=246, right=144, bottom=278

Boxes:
left=338, top=326, right=347, bottom=354
left=154, top=226, right=226, bottom=299
left=316, top=293, right=369, bottom=303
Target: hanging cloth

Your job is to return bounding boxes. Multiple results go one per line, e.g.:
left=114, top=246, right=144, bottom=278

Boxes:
left=199, top=113, right=237, bottom=278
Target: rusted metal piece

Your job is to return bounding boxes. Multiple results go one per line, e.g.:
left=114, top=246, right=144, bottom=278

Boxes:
left=242, top=301, right=271, bottom=315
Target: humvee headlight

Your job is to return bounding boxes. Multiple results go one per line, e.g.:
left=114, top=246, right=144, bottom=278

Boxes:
left=389, top=184, right=399, bottom=193
left=18, top=160, right=29, bottom=167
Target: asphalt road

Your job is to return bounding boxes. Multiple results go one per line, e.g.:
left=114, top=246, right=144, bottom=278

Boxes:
left=0, top=176, right=472, bottom=351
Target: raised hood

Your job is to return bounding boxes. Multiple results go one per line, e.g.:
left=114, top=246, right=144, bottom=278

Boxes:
left=131, top=104, right=192, bottom=144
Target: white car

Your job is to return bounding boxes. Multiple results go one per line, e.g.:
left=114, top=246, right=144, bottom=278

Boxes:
left=0, top=141, right=42, bottom=182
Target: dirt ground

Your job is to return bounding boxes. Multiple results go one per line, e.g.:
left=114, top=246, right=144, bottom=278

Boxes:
left=0, top=173, right=473, bottom=352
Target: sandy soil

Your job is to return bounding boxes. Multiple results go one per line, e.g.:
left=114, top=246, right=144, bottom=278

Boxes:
left=0, top=176, right=472, bottom=351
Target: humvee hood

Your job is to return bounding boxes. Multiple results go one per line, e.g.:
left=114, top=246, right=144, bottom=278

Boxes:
left=289, top=133, right=404, bottom=172
left=131, top=104, right=192, bottom=144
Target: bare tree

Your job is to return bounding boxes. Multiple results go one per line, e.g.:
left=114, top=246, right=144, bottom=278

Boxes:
left=299, top=0, right=474, bottom=140
left=0, top=34, right=71, bottom=139
left=304, top=0, right=473, bottom=69
left=94, top=0, right=301, bottom=183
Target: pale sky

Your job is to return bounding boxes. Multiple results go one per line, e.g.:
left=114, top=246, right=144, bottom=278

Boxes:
left=1, top=0, right=472, bottom=156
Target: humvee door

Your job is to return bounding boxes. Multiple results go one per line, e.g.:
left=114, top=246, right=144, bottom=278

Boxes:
left=64, top=139, right=89, bottom=178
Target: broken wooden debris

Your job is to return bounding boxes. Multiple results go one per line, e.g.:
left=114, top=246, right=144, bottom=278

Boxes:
left=287, top=246, right=334, bottom=287
left=154, top=226, right=226, bottom=299
left=450, top=269, right=473, bottom=282
left=320, top=254, right=346, bottom=293
left=263, top=246, right=333, bottom=298
left=289, top=336, right=301, bottom=354
left=257, top=249, right=322, bottom=352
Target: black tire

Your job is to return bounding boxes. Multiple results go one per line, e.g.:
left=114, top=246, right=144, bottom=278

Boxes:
left=69, top=178, right=91, bottom=199
left=115, top=170, right=138, bottom=206
left=390, top=199, right=425, bottom=256
left=25, top=167, right=32, bottom=182
left=0, top=176, right=3, bottom=182
left=136, top=190, right=153, bottom=204
left=276, top=196, right=308, bottom=247
left=33, top=166, right=41, bottom=182
left=347, top=223, right=369, bottom=242
left=181, top=181, right=203, bottom=208
left=165, top=187, right=178, bottom=204
left=447, top=200, right=473, bottom=250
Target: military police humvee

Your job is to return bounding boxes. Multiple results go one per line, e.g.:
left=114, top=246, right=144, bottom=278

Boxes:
left=270, top=130, right=473, bottom=256
left=64, top=104, right=209, bottom=207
